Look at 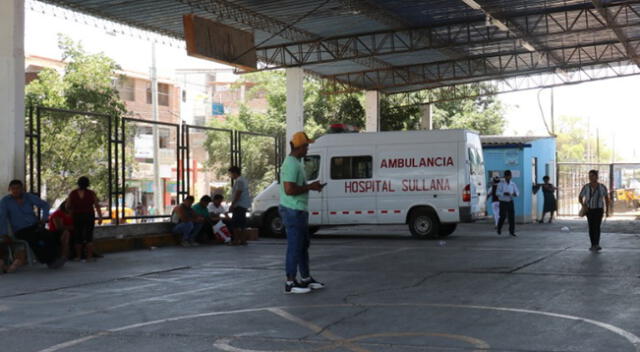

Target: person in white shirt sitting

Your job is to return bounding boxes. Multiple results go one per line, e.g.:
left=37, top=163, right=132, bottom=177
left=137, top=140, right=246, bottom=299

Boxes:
left=496, top=170, right=519, bottom=237
left=207, top=194, right=232, bottom=244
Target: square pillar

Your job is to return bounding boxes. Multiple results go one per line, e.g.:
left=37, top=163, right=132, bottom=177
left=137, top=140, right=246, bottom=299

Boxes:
left=0, top=0, right=25, bottom=187
left=365, top=90, right=380, bottom=132
left=286, top=67, right=304, bottom=149
left=419, top=104, right=432, bottom=130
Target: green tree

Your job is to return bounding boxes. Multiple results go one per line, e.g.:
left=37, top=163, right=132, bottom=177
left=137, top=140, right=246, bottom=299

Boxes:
left=556, top=115, right=614, bottom=162
left=431, top=84, right=506, bottom=135
left=25, top=35, right=127, bottom=204
left=203, top=105, right=284, bottom=197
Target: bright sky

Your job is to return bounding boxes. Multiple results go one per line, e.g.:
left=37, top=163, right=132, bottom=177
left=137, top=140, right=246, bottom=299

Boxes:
left=501, top=76, right=640, bottom=161
left=24, top=1, right=640, bottom=162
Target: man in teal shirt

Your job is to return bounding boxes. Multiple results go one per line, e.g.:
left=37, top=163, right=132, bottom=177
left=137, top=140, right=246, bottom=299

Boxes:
left=280, top=131, right=325, bottom=294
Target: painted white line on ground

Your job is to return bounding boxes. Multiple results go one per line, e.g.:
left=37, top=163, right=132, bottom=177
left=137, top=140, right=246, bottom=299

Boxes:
left=9, top=273, right=277, bottom=332
left=35, top=303, right=640, bottom=352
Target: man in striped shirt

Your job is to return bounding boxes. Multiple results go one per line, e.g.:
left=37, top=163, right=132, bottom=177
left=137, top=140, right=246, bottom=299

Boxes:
left=578, top=170, right=611, bottom=251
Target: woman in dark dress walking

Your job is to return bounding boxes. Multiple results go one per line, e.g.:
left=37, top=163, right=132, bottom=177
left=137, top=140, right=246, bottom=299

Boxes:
left=538, top=176, right=557, bottom=223
left=67, top=177, right=102, bottom=262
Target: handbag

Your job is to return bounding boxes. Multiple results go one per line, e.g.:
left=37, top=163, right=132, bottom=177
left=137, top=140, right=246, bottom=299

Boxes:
left=578, top=204, right=587, bottom=217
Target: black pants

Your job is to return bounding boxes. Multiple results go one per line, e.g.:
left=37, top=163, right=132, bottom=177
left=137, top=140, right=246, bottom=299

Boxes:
left=498, top=201, right=515, bottom=234
left=73, top=213, right=95, bottom=245
left=15, top=225, right=60, bottom=264
left=586, top=208, right=604, bottom=246
left=196, top=218, right=215, bottom=243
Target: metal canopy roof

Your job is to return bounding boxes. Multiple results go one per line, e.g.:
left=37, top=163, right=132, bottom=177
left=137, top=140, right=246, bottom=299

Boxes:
left=38, top=0, right=640, bottom=97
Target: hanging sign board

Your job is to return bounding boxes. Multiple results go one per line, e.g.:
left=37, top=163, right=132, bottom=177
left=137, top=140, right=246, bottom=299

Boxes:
left=183, top=14, right=257, bottom=71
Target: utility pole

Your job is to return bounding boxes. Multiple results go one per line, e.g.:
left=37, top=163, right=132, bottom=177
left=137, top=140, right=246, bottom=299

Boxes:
left=550, top=88, right=555, bottom=135
left=586, top=117, right=591, bottom=162
left=612, top=132, right=616, bottom=163
left=596, top=128, right=600, bottom=163
left=151, top=42, right=162, bottom=215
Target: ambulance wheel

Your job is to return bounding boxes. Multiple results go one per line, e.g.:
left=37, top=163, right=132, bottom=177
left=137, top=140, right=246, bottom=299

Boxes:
left=408, top=208, right=440, bottom=239
left=262, top=209, right=285, bottom=238
left=309, top=226, right=320, bottom=236
left=438, top=223, right=457, bottom=237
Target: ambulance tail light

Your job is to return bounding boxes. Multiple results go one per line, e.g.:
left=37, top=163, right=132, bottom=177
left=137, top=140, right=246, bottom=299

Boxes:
left=462, top=184, right=471, bottom=202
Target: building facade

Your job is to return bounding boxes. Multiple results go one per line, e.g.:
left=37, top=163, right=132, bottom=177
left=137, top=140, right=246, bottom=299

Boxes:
left=482, top=136, right=557, bottom=223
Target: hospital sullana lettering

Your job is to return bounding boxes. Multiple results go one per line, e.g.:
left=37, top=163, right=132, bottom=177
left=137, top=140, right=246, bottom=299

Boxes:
left=344, top=179, right=451, bottom=193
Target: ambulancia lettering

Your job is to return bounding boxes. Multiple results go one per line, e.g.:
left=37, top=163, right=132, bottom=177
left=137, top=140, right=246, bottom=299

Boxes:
left=380, top=156, right=454, bottom=168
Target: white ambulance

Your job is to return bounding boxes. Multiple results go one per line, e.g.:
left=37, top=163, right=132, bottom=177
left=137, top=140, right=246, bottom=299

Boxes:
left=249, top=129, right=486, bottom=239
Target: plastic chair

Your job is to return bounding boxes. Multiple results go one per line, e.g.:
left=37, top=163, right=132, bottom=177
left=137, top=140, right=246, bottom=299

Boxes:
left=6, top=226, right=37, bottom=266
left=7, top=238, right=36, bottom=266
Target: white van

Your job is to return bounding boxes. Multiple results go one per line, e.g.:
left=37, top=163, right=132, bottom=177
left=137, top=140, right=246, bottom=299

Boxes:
left=249, top=129, right=486, bottom=239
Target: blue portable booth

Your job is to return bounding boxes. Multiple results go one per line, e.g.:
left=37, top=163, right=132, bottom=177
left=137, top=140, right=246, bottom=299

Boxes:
left=481, top=136, right=557, bottom=223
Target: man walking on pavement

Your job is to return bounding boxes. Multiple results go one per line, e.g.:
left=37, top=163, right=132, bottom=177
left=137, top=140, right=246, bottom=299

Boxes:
left=279, top=131, right=326, bottom=294
left=497, top=170, right=519, bottom=237
left=228, top=166, right=251, bottom=245
left=488, top=176, right=501, bottom=229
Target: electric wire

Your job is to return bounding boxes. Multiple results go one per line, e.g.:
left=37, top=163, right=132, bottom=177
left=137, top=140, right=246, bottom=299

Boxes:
left=537, top=88, right=555, bottom=137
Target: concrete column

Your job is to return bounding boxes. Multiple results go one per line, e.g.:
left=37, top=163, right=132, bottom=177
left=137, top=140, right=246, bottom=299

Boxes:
left=285, top=67, right=304, bottom=149
left=0, top=0, right=25, bottom=187
left=419, top=103, right=432, bottom=130
left=365, top=90, right=380, bottom=132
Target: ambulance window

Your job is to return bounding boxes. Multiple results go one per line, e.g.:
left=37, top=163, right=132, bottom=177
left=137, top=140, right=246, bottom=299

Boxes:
left=303, top=155, right=320, bottom=180
left=468, top=147, right=483, bottom=175
left=331, top=156, right=372, bottom=179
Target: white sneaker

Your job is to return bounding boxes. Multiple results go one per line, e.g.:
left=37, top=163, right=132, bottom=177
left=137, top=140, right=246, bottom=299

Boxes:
left=180, top=241, right=191, bottom=247
left=284, top=281, right=311, bottom=294
left=301, top=277, right=325, bottom=290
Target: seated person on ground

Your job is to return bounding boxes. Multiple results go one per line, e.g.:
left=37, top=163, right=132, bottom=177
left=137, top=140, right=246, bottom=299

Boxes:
left=192, top=195, right=214, bottom=243
left=207, top=194, right=229, bottom=225
left=207, top=194, right=231, bottom=244
left=0, top=180, right=66, bottom=269
left=47, top=200, right=73, bottom=260
left=171, top=196, right=203, bottom=247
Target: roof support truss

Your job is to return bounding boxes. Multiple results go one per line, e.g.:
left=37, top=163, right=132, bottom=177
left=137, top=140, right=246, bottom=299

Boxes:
left=256, top=1, right=640, bottom=70
left=388, top=61, right=640, bottom=103
left=325, top=39, right=640, bottom=91
left=592, top=0, right=640, bottom=68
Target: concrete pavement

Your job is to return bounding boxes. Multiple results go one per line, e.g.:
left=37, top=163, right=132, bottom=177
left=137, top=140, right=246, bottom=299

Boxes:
left=1, top=221, right=639, bottom=352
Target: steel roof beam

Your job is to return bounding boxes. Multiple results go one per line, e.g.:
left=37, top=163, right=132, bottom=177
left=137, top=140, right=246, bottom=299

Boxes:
left=592, top=0, right=640, bottom=68
left=386, top=61, right=640, bottom=103
left=460, top=0, right=567, bottom=72
left=255, top=1, right=640, bottom=69
left=326, top=38, right=640, bottom=90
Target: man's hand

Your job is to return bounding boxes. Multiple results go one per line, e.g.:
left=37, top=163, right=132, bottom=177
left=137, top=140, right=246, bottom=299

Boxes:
left=308, top=181, right=325, bottom=192
left=97, top=217, right=103, bottom=225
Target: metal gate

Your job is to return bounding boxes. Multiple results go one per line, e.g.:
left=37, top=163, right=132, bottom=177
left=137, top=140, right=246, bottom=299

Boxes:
left=26, top=106, right=284, bottom=225
left=557, top=162, right=640, bottom=216
left=26, top=106, right=120, bottom=222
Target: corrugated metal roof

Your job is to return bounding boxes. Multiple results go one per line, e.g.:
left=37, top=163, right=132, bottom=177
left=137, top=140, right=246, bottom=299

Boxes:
left=38, top=0, right=640, bottom=95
